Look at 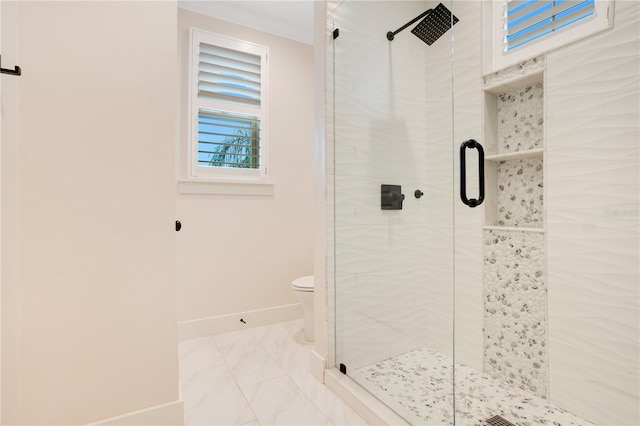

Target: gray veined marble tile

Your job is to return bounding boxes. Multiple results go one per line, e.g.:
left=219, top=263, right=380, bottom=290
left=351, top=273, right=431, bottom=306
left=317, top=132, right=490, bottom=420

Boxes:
left=225, top=343, right=287, bottom=389
left=182, top=365, right=256, bottom=426
left=242, top=376, right=331, bottom=426
left=213, top=329, right=261, bottom=358
left=249, top=319, right=306, bottom=361
left=179, top=336, right=224, bottom=388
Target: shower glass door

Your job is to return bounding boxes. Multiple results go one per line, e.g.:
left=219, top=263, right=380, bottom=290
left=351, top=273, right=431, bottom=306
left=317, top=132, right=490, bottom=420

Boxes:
left=331, top=1, right=456, bottom=424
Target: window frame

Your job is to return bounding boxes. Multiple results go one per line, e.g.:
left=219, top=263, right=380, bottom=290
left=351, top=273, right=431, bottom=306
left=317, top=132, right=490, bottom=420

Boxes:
left=488, top=0, right=613, bottom=72
left=188, top=28, right=269, bottom=182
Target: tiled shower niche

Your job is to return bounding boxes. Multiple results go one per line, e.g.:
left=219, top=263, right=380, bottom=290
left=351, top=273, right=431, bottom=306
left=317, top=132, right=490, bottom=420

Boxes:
left=497, top=83, right=544, bottom=154
left=496, top=158, right=543, bottom=228
left=482, top=59, right=548, bottom=399
left=484, top=66, right=545, bottom=228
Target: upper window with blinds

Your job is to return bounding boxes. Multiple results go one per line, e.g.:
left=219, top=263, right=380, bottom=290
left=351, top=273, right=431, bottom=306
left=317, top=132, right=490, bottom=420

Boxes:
left=189, top=29, right=268, bottom=181
left=505, top=0, right=596, bottom=51
left=488, top=0, right=612, bottom=72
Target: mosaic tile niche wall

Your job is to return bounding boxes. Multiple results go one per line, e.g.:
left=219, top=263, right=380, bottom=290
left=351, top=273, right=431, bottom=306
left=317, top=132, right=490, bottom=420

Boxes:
left=496, top=158, right=544, bottom=228
left=484, top=230, right=547, bottom=398
left=483, top=64, right=547, bottom=399
left=497, top=83, right=544, bottom=154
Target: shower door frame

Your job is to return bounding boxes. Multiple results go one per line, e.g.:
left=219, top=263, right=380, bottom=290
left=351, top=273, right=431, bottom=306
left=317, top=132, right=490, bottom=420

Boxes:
left=322, top=1, right=459, bottom=424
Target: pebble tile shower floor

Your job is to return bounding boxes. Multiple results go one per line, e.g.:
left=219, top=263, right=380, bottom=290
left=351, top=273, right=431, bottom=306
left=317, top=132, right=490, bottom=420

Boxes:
left=356, top=347, right=595, bottom=426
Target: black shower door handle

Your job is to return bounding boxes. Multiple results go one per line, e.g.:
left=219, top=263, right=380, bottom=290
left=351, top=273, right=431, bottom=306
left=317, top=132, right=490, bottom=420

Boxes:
left=460, top=139, right=484, bottom=208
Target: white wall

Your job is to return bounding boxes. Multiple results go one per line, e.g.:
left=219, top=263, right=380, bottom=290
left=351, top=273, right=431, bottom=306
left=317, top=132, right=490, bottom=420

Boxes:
left=176, top=10, right=314, bottom=326
left=1, top=1, right=22, bottom=423
left=546, top=1, right=640, bottom=424
left=5, top=2, right=181, bottom=424
left=312, top=0, right=330, bottom=377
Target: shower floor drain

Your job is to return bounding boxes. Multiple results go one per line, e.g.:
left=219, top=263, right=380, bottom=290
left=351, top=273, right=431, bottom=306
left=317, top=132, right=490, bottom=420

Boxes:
left=486, top=415, right=516, bottom=426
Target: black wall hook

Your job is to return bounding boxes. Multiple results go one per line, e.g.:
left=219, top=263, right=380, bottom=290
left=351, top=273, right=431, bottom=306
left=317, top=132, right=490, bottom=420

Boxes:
left=0, top=55, right=22, bottom=76
left=1, top=65, right=21, bottom=76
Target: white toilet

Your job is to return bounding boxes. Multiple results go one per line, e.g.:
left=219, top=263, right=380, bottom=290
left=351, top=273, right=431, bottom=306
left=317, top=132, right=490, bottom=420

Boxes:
left=291, top=275, right=314, bottom=342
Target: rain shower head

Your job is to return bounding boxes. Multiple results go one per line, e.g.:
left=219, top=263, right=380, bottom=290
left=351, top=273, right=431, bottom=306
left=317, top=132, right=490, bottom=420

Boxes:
left=411, top=3, right=459, bottom=45
left=386, top=3, right=459, bottom=45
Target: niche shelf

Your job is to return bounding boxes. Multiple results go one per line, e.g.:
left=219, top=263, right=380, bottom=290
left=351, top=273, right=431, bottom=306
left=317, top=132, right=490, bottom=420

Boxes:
left=482, top=66, right=545, bottom=229
left=483, top=69, right=544, bottom=96
left=483, top=225, right=545, bottom=233
left=485, top=147, right=544, bottom=162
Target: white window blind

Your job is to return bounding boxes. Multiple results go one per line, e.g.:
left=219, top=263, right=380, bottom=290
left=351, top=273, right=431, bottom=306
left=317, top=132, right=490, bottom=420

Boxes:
left=198, top=43, right=262, bottom=107
left=505, top=0, right=596, bottom=51
left=190, top=29, right=268, bottom=181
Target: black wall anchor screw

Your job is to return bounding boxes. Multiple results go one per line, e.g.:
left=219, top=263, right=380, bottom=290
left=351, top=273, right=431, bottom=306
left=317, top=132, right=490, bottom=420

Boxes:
left=240, top=318, right=246, bottom=324
left=415, top=190, right=424, bottom=199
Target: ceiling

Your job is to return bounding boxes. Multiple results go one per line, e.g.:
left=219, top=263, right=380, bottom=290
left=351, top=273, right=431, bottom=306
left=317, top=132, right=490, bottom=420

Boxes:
left=178, top=1, right=315, bottom=45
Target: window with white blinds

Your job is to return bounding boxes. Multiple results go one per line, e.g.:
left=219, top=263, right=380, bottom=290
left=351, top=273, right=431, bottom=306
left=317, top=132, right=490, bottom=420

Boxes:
left=190, top=29, right=268, bottom=180
left=489, top=0, right=611, bottom=72
left=505, top=0, right=596, bottom=51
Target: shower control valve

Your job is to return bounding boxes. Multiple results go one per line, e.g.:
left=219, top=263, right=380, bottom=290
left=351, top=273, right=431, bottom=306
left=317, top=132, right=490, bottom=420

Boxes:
left=381, top=184, right=405, bottom=210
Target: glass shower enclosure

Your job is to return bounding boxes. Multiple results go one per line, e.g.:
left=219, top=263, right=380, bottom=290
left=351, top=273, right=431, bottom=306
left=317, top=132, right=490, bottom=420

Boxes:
left=331, top=1, right=459, bottom=424
left=329, top=1, right=640, bottom=425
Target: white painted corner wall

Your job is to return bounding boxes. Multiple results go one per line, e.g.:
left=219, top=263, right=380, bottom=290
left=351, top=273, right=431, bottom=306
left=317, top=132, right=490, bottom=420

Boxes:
left=3, top=1, right=182, bottom=424
left=1, top=1, right=22, bottom=423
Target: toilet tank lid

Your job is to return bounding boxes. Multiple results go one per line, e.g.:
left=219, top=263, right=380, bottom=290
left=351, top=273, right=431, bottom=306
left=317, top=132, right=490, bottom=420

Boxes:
left=292, top=275, right=314, bottom=289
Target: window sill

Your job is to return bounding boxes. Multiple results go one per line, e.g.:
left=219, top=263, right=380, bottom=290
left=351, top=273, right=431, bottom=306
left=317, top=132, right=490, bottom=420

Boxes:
left=178, top=178, right=274, bottom=196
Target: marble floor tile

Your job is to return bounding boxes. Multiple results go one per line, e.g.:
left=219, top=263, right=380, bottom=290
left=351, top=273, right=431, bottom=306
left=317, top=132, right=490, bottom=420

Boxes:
left=250, top=320, right=367, bottom=426
left=179, top=336, right=223, bottom=387
left=250, top=319, right=306, bottom=361
left=182, top=364, right=256, bottom=426
left=242, top=375, right=332, bottom=426
left=224, top=343, right=288, bottom=388
left=180, top=319, right=368, bottom=426
left=214, top=329, right=261, bottom=358
left=295, top=371, right=369, bottom=426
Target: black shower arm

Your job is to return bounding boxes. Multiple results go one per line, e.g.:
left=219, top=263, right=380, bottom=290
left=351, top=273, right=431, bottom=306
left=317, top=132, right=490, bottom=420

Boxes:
left=387, top=9, right=433, bottom=41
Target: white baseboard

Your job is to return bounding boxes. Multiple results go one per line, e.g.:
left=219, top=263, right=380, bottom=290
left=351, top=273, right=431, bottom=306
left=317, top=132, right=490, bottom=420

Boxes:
left=310, top=350, right=326, bottom=383
left=324, top=368, right=408, bottom=426
left=89, top=400, right=184, bottom=426
left=178, top=303, right=303, bottom=341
